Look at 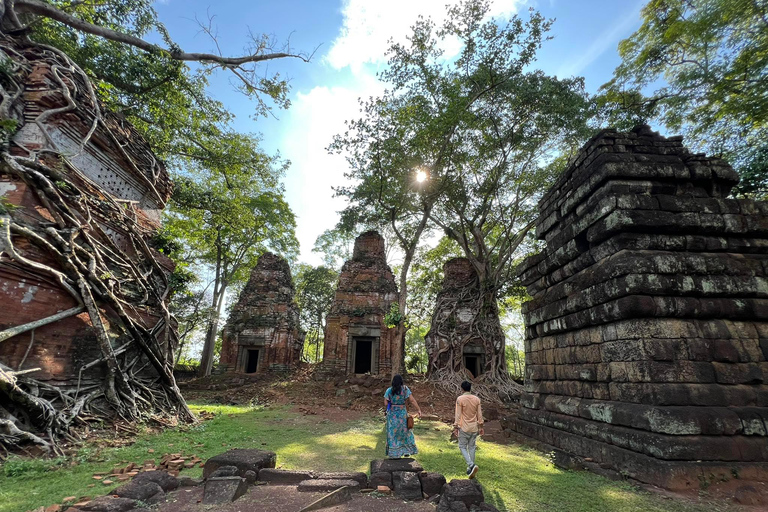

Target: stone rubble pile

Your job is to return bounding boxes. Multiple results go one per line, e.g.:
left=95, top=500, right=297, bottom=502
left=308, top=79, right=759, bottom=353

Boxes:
left=59, top=449, right=502, bottom=510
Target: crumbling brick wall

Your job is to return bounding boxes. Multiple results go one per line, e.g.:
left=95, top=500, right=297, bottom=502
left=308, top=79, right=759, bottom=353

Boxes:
left=322, top=231, right=399, bottom=375
left=0, top=38, right=174, bottom=388
left=514, top=125, right=768, bottom=490
left=220, top=253, right=304, bottom=373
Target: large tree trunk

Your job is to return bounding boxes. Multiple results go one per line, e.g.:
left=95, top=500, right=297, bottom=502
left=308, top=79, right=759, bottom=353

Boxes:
left=198, top=282, right=226, bottom=377
left=390, top=253, right=411, bottom=377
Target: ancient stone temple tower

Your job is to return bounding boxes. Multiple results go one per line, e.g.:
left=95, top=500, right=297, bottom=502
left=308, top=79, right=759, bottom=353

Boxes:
left=0, top=39, right=174, bottom=386
left=514, top=125, right=768, bottom=490
left=220, top=253, right=304, bottom=373
left=426, top=258, right=500, bottom=378
left=322, top=231, right=399, bottom=375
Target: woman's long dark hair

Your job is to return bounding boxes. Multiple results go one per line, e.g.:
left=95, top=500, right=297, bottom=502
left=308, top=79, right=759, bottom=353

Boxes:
left=392, top=374, right=404, bottom=396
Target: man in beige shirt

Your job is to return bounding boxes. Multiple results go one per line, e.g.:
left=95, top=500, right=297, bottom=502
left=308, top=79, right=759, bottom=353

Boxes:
left=452, top=381, right=484, bottom=479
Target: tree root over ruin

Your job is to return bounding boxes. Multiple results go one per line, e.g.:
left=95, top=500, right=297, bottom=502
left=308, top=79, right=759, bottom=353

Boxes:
left=0, top=35, right=194, bottom=455
left=426, top=277, right=522, bottom=404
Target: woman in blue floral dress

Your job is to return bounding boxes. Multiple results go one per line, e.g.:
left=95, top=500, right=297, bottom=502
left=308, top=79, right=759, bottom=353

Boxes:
left=384, top=374, right=422, bottom=458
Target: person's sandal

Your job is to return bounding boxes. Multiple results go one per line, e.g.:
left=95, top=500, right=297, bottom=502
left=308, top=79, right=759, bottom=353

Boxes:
left=469, top=465, right=479, bottom=479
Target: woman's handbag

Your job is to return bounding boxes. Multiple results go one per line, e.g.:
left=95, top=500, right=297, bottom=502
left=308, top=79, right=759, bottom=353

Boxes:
left=407, top=414, right=414, bottom=429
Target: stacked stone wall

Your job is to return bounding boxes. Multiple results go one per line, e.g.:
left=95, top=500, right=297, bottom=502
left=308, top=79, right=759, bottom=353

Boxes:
left=515, top=125, right=768, bottom=490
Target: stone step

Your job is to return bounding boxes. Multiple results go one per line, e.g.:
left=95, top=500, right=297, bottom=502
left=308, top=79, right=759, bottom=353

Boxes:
left=259, top=468, right=314, bottom=485
left=314, top=471, right=368, bottom=488
left=370, top=458, right=424, bottom=474
left=297, top=479, right=360, bottom=493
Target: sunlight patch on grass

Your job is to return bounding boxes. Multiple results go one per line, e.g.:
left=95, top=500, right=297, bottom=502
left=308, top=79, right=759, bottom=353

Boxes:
left=0, top=404, right=731, bottom=512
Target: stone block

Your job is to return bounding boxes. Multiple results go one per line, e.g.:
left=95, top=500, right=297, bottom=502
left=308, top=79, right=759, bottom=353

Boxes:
left=370, top=458, right=423, bottom=474
left=77, top=497, right=136, bottom=512
left=369, top=471, right=392, bottom=488
left=210, top=465, right=239, bottom=477
left=314, top=471, right=368, bottom=488
left=258, top=468, right=314, bottom=484
left=441, top=479, right=484, bottom=508
left=712, top=362, right=764, bottom=384
left=392, top=471, right=423, bottom=500
left=202, top=476, right=248, bottom=504
left=112, top=480, right=164, bottom=504
left=297, top=479, right=360, bottom=492
left=131, top=471, right=178, bottom=492
left=419, top=471, right=447, bottom=497
left=203, top=449, right=276, bottom=479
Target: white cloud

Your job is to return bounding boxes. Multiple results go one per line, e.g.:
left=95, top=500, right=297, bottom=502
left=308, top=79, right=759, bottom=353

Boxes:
left=326, top=0, right=523, bottom=71
left=280, top=74, right=385, bottom=265
left=282, top=0, right=525, bottom=265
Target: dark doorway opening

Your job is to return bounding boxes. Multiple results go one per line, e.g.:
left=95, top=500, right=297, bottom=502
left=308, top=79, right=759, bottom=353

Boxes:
left=354, top=339, right=373, bottom=374
left=245, top=349, right=260, bottom=373
left=464, top=355, right=481, bottom=377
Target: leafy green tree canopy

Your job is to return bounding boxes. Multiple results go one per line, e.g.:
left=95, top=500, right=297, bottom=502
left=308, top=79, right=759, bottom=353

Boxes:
left=294, top=264, right=338, bottom=363
left=600, top=0, right=768, bottom=196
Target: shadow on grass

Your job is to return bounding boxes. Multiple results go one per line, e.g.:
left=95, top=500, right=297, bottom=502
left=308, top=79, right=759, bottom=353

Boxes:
left=0, top=405, right=732, bottom=512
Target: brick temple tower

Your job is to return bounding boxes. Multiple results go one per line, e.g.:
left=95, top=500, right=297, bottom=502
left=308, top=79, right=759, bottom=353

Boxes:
left=322, top=231, right=399, bottom=375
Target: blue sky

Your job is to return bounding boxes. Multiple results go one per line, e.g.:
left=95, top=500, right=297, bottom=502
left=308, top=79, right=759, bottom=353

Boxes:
left=153, top=0, right=647, bottom=265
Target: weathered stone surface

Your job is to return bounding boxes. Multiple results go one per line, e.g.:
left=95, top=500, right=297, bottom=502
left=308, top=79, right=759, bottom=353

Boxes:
left=78, top=497, right=137, bottom=512
left=258, top=468, right=314, bottom=484
left=131, top=471, right=178, bottom=492
left=321, top=231, right=400, bottom=375
left=112, top=480, right=164, bottom=503
left=298, top=486, right=353, bottom=511
left=392, top=471, right=423, bottom=500
left=210, top=465, right=240, bottom=478
left=297, top=479, right=360, bottom=492
left=419, top=472, right=447, bottom=497
left=177, top=476, right=203, bottom=487
left=369, top=471, right=393, bottom=488
left=203, top=449, right=277, bottom=479
left=512, top=126, right=768, bottom=489
left=437, top=496, right=469, bottom=512
left=219, top=253, right=304, bottom=373
left=314, top=471, right=368, bottom=488
left=202, top=476, right=248, bottom=504
left=441, top=480, right=484, bottom=508
left=370, top=458, right=424, bottom=474
left=244, top=470, right=258, bottom=484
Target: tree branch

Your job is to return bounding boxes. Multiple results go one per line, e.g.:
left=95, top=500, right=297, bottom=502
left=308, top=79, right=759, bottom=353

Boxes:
left=13, top=0, right=310, bottom=66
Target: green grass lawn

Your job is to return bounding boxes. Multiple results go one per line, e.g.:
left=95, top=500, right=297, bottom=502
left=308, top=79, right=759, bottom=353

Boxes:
left=0, top=403, right=731, bottom=512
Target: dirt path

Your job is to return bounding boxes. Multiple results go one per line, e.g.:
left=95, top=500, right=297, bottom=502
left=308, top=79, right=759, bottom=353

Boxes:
left=160, top=485, right=435, bottom=512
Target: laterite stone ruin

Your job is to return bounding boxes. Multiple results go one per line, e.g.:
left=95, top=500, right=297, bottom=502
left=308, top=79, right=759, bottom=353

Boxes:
left=322, top=231, right=399, bottom=375
left=514, top=125, right=768, bottom=489
left=220, top=253, right=304, bottom=373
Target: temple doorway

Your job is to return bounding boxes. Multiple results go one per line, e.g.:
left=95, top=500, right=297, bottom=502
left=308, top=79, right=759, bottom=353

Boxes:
left=245, top=349, right=260, bottom=373
left=353, top=337, right=373, bottom=374
left=462, top=344, right=485, bottom=377
left=464, top=354, right=481, bottom=377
